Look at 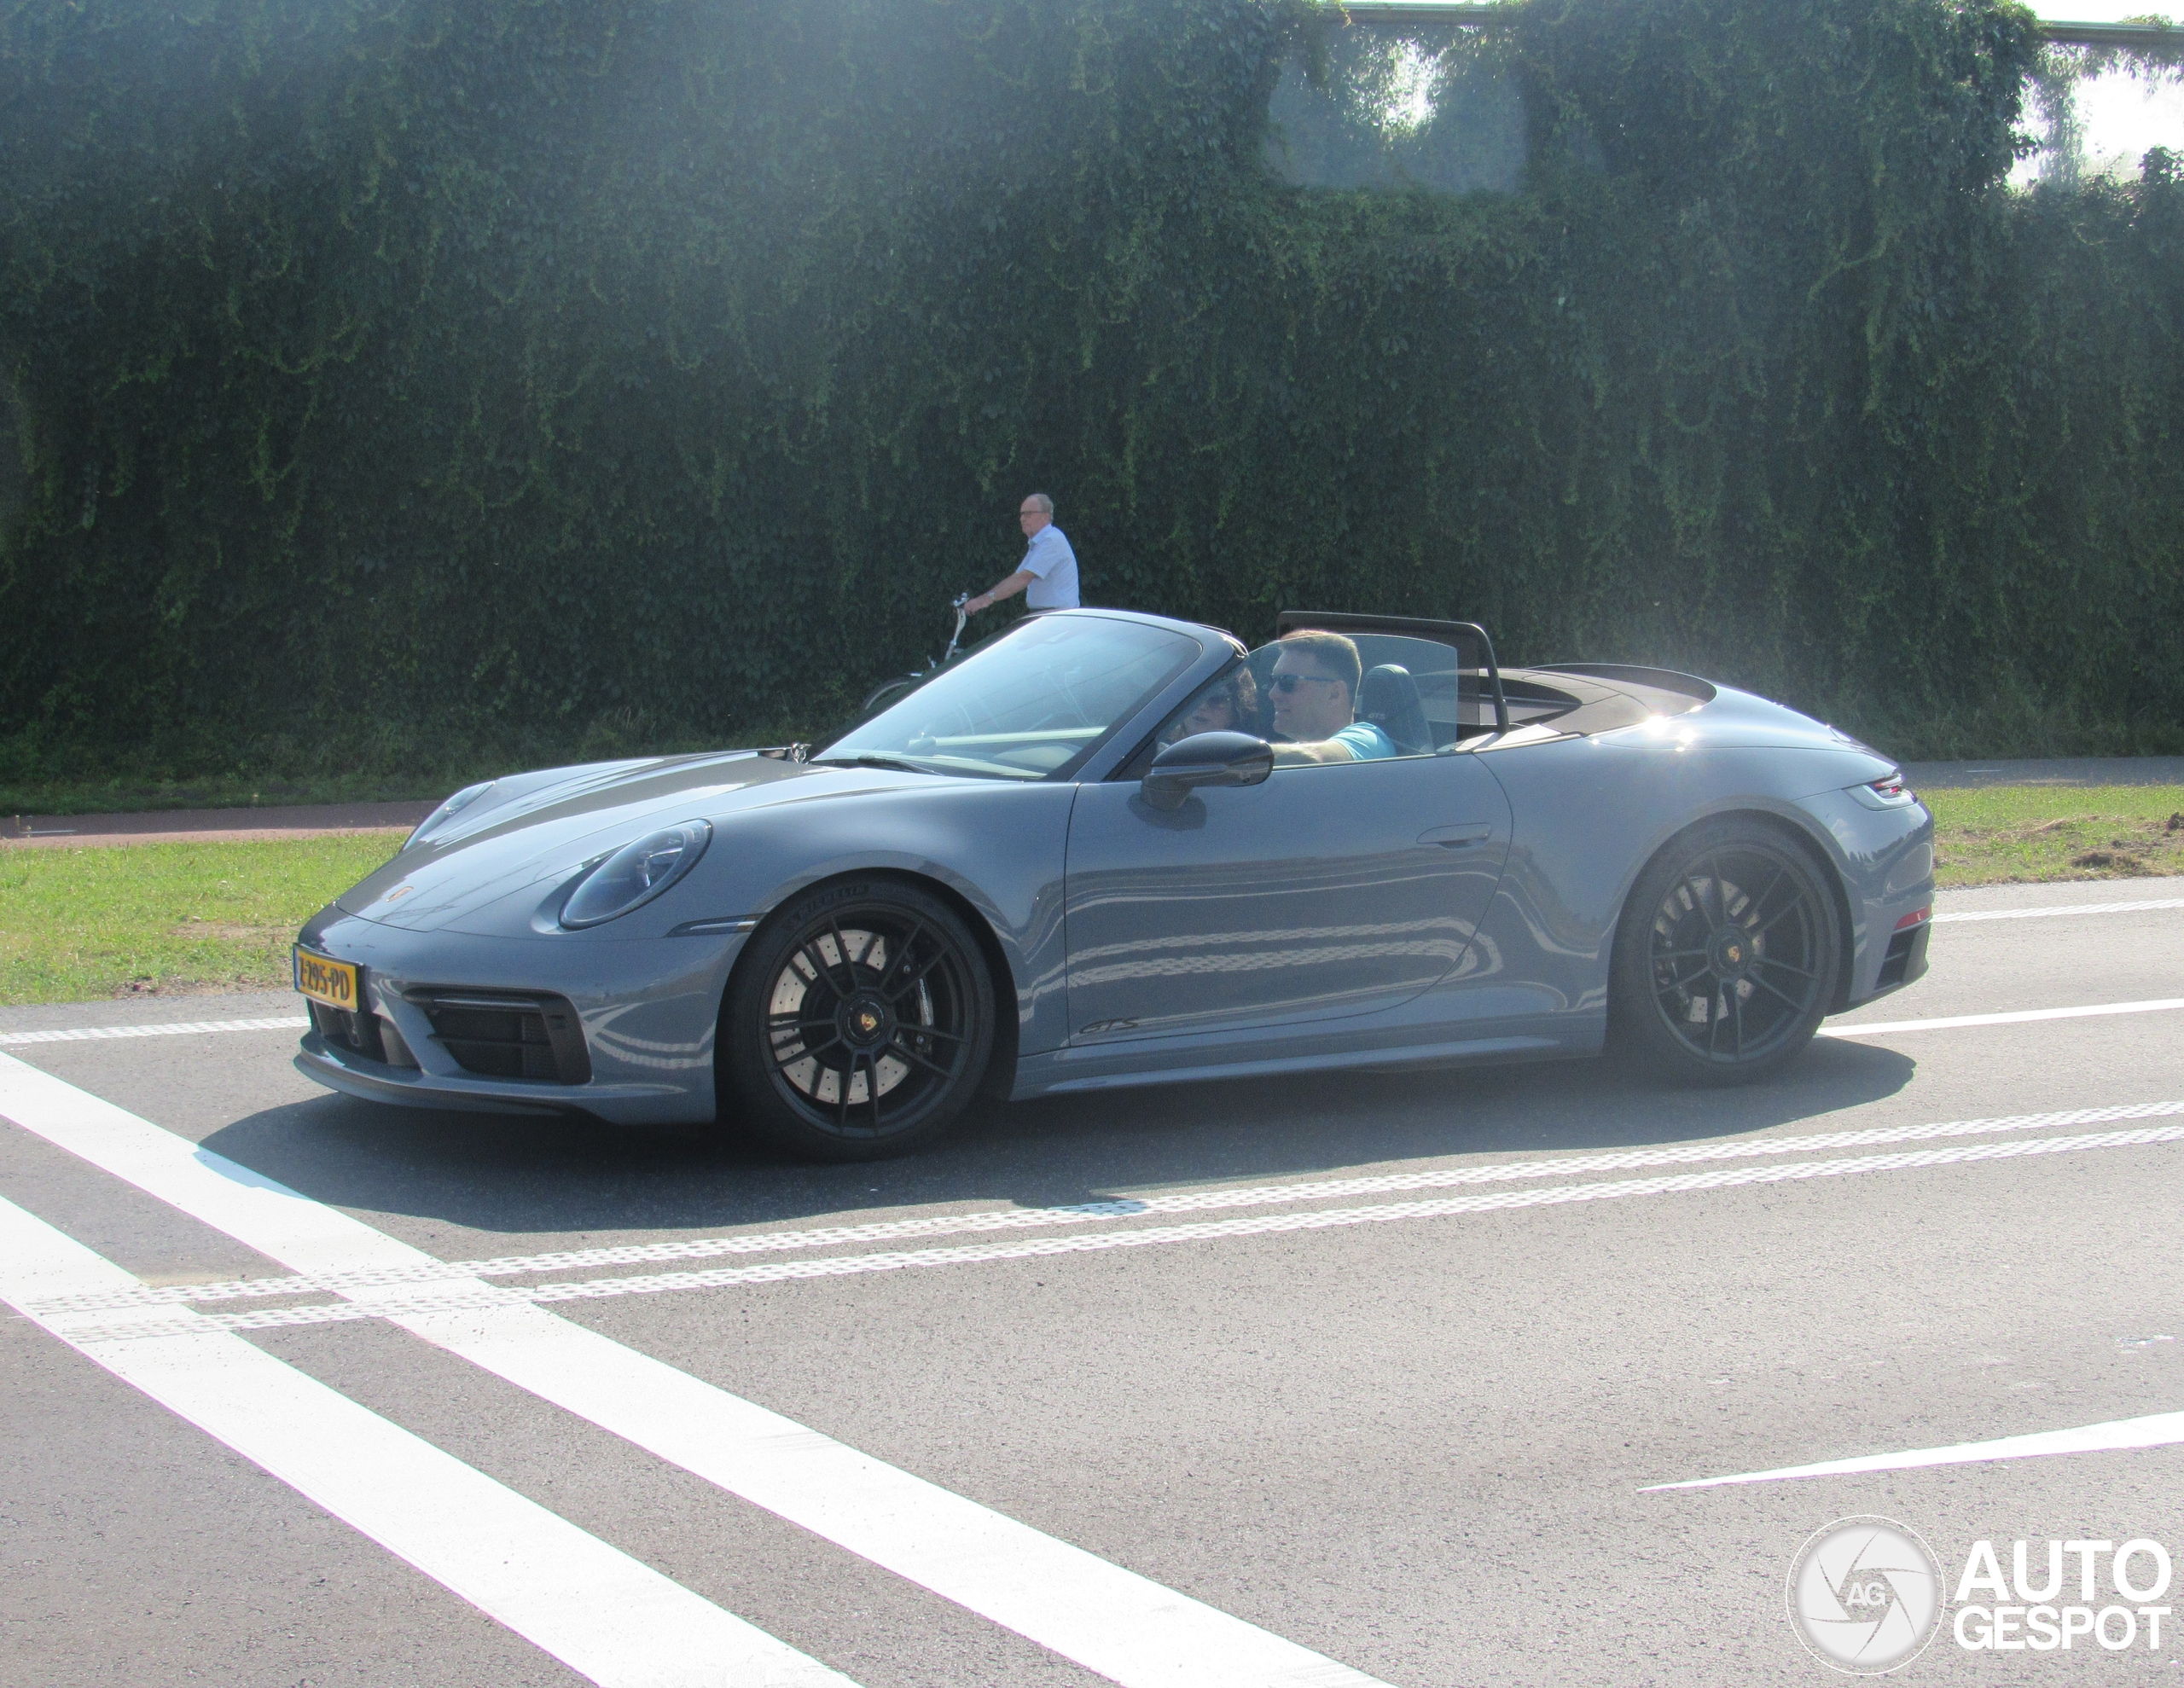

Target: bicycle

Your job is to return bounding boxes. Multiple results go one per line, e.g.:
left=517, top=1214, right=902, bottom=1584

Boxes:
left=859, top=592, right=973, bottom=716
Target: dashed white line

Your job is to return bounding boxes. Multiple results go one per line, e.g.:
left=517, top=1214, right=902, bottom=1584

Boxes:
left=31, top=1121, right=2184, bottom=1337
left=1933, top=896, right=2184, bottom=924
left=0, top=1014, right=308, bottom=1047
left=0, top=1192, right=857, bottom=1688
left=1643, top=1406, right=2184, bottom=1491
left=1821, top=997, right=2184, bottom=1038
left=38, top=1099, right=2184, bottom=1313
left=0, top=1053, right=1396, bottom=1688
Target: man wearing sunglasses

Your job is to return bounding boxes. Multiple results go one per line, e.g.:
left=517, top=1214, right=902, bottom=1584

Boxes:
left=1265, top=631, right=1397, bottom=764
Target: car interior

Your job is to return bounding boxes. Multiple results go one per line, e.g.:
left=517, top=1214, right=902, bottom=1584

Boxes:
left=1141, top=631, right=1715, bottom=767
left=836, top=612, right=1716, bottom=781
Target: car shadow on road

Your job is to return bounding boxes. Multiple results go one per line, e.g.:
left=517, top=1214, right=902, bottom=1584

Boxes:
left=195, top=1037, right=1916, bottom=1242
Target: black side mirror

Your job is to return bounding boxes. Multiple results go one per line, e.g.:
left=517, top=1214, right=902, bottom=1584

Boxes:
left=1141, top=731, right=1275, bottom=811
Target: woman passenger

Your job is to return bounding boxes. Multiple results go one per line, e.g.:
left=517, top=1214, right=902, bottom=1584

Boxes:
left=1174, top=669, right=1259, bottom=740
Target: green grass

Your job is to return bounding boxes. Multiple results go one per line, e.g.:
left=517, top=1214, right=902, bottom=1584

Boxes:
left=0, top=835, right=403, bottom=1005
left=1926, top=785, right=2184, bottom=888
left=2, top=784, right=2179, bottom=1006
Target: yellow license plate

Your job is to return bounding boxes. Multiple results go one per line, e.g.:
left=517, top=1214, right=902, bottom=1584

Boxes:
left=293, top=948, right=360, bottom=1012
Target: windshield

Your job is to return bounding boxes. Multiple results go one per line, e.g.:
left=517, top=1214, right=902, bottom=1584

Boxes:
left=822, top=613, right=1202, bottom=780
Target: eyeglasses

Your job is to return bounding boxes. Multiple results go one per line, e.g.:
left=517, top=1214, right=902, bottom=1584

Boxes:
left=1269, top=673, right=1340, bottom=693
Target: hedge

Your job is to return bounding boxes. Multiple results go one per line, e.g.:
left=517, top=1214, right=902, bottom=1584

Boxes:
left=0, top=0, right=2178, bottom=776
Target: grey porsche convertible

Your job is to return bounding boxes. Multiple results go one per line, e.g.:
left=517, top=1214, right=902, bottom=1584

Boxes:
left=293, top=609, right=1933, bottom=1160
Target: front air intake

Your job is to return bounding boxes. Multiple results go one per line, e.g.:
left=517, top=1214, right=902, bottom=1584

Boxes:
left=306, top=999, right=386, bottom=1062
left=404, top=990, right=592, bottom=1084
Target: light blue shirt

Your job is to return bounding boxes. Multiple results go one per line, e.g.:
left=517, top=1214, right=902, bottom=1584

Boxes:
left=1021, top=524, right=1079, bottom=609
left=1332, top=720, right=1398, bottom=761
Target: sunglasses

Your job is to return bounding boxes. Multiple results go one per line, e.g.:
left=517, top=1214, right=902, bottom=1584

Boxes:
left=1269, top=673, right=1340, bottom=693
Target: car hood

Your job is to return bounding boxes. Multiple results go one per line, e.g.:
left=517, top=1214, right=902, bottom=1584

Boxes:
left=336, top=751, right=933, bottom=931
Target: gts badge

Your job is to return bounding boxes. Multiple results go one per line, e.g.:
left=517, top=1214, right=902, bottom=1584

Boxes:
left=1077, top=1018, right=1140, bottom=1035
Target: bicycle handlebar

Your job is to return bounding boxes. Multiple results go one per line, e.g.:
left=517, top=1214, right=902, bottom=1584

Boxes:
left=938, top=594, right=972, bottom=665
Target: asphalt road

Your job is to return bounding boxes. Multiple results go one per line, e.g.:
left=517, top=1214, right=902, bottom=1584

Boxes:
left=3, top=879, right=2181, bottom=1686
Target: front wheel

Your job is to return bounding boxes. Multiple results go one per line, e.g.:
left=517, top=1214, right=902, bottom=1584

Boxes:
left=1610, top=820, right=1843, bottom=1083
left=720, top=879, right=994, bottom=1161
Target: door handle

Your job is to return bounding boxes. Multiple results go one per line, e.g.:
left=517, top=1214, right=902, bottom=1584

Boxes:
left=1419, top=822, right=1494, bottom=848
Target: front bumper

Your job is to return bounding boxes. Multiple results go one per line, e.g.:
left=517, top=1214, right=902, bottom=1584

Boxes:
left=290, top=906, right=745, bottom=1127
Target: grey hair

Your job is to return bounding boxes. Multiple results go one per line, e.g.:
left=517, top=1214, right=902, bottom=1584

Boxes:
left=1022, top=491, right=1054, bottom=514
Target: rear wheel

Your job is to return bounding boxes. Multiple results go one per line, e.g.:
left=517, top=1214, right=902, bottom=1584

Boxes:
left=860, top=674, right=920, bottom=715
left=720, top=879, right=994, bottom=1161
left=1610, top=820, right=1842, bottom=1082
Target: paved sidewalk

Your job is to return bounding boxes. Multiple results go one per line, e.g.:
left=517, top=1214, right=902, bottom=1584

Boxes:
left=1902, top=755, right=2184, bottom=788
left=2, top=799, right=435, bottom=849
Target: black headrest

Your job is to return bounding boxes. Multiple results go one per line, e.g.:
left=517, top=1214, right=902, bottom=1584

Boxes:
left=1356, top=664, right=1430, bottom=753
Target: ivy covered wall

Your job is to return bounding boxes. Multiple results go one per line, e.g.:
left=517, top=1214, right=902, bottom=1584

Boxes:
left=0, top=0, right=2177, bottom=773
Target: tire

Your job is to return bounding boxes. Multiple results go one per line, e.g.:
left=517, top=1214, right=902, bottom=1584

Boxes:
left=1609, top=819, right=1843, bottom=1083
left=720, top=879, right=995, bottom=1161
left=860, top=674, right=920, bottom=716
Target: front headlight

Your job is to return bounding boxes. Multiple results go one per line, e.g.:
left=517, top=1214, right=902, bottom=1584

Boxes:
left=405, top=780, right=497, bottom=850
left=559, top=821, right=712, bottom=929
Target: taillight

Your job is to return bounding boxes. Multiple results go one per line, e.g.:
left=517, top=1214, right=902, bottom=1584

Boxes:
left=1848, top=771, right=1918, bottom=810
left=1894, top=906, right=1931, bottom=931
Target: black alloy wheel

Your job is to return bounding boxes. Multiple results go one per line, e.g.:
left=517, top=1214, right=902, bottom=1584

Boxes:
left=1611, top=821, right=1843, bottom=1082
left=721, top=879, right=994, bottom=1161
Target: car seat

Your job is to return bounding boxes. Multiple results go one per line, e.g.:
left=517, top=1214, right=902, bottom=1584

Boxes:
left=1357, top=664, right=1431, bottom=753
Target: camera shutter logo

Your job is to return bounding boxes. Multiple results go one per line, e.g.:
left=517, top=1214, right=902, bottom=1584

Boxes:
left=1786, top=1517, right=1944, bottom=1673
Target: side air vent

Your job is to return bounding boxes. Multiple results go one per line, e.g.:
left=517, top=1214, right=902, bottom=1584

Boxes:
left=1876, top=924, right=1928, bottom=989
left=404, top=990, right=592, bottom=1085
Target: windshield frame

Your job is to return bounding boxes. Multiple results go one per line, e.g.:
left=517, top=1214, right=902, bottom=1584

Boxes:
left=816, top=611, right=1223, bottom=783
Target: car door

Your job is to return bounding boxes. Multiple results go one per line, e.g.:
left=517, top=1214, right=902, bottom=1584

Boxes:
left=1061, top=748, right=1513, bottom=1042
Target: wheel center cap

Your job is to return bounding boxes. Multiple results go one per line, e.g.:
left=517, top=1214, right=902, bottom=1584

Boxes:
left=839, top=994, right=892, bottom=1049
left=1710, top=930, right=1751, bottom=977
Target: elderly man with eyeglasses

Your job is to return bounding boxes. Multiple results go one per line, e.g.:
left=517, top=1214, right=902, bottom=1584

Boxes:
left=1265, top=630, right=1397, bottom=764
left=966, top=492, right=1080, bottom=615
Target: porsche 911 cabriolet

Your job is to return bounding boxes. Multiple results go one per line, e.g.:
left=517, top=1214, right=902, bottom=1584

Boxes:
left=293, top=609, right=1934, bottom=1160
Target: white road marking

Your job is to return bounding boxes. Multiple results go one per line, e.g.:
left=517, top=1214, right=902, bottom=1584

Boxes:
left=39, top=1099, right=2184, bottom=1313
left=0, top=1053, right=1395, bottom=1688
left=28, top=1122, right=2184, bottom=1336
left=1933, top=896, right=2184, bottom=924
left=1642, top=1407, right=2184, bottom=1491
left=0, top=1192, right=856, bottom=1688
left=1821, top=996, right=2184, bottom=1037
left=0, top=1014, right=308, bottom=1047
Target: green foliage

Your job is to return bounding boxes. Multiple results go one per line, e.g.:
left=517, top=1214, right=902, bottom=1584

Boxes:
left=0, top=0, right=2178, bottom=774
